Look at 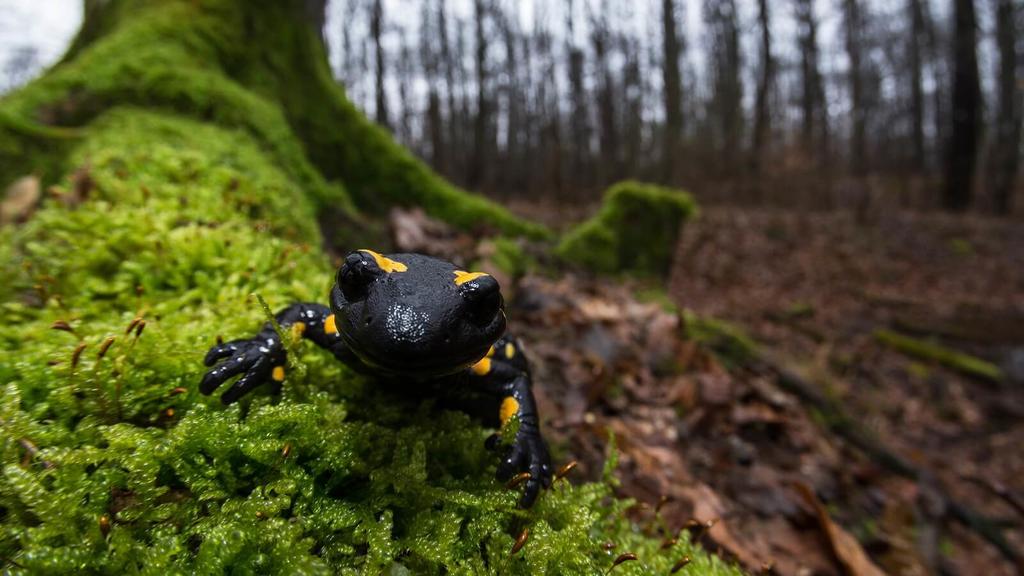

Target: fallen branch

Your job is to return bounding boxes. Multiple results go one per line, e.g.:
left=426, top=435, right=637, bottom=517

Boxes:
left=874, top=329, right=1003, bottom=384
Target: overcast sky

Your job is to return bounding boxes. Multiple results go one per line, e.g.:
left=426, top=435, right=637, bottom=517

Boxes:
left=0, top=0, right=81, bottom=89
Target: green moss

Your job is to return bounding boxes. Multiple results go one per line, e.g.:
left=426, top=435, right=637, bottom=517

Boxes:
left=874, top=330, right=1003, bottom=383
left=682, top=312, right=759, bottom=368
left=485, top=237, right=536, bottom=279
left=0, top=72, right=737, bottom=576
left=556, top=181, right=697, bottom=277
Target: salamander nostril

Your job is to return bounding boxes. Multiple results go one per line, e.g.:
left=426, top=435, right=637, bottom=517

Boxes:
left=462, top=278, right=503, bottom=326
left=337, top=251, right=381, bottom=302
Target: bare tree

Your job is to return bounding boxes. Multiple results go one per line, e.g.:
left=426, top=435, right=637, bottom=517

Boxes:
left=370, top=0, right=389, bottom=128
left=621, top=35, right=645, bottom=178
left=843, top=0, right=867, bottom=175
left=396, top=34, right=415, bottom=145
left=908, top=0, right=927, bottom=172
left=590, top=0, right=621, bottom=187
left=566, top=0, right=591, bottom=196
left=944, top=0, right=981, bottom=211
left=794, top=0, right=828, bottom=160
left=468, top=0, right=492, bottom=190
left=499, top=4, right=525, bottom=195
left=988, top=0, right=1021, bottom=214
left=751, top=0, right=774, bottom=175
left=420, top=0, right=445, bottom=172
left=661, top=0, right=684, bottom=183
left=704, top=0, right=743, bottom=169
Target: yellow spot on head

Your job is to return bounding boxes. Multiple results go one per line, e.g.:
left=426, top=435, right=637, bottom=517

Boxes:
left=359, top=249, right=408, bottom=273
left=486, top=345, right=495, bottom=358
left=272, top=366, right=286, bottom=382
left=504, top=342, right=516, bottom=358
left=500, top=396, right=520, bottom=426
left=471, top=356, right=492, bottom=376
left=324, top=314, right=338, bottom=335
left=454, top=270, right=489, bottom=286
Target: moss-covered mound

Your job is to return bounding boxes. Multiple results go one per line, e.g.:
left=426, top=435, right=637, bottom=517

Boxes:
left=557, top=181, right=698, bottom=277
left=0, top=108, right=744, bottom=574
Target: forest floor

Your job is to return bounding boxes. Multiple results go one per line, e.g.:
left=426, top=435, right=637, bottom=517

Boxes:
left=384, top=205, right=1024, bottom=576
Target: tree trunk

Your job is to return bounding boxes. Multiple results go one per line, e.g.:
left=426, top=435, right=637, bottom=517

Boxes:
left=468, top=0, right=491, bottom=191
left=370, top=0, right=390, bottom=129
left=591, top=4, right=620, bottom=188
left=988, top=0, right=1021, bottom=214
left=662, top=0, right=684, bottom=184
left=751, top=0, right=773, bottom=176
left=908, top=0, right=927, bottom=172
left=704, top=0, right=742, bottom=173
left=795, top=0, right=828, bottom=161
left=843, top=0, right=867, bottom=176
left=944, top=0, right=981, bottom=212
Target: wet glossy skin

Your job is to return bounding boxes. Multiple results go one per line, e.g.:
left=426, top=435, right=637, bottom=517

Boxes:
left=199, top=249, right=551, bottom=507
left=331, top=252, right=505, bottom=377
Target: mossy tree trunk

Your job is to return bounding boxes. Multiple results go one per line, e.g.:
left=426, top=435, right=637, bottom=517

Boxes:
left=2, top=0, right=544, bottom=237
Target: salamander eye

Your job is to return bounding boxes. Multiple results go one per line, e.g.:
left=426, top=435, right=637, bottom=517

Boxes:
left=461, top=275, right=503, bottom=326
left=337, top=251, right=382, bottom=302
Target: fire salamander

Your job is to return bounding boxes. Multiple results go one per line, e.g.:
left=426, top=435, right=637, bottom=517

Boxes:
left=199, top=249, right=552, bottom=507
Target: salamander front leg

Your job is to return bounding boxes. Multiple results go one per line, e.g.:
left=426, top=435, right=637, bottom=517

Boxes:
left=200, top=302, right=343, bottom=404
left=471, top=338, right=552, bottom=508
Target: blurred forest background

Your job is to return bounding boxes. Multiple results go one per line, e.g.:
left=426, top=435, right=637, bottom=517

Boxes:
left=3, top=0, right=1022, bottom=215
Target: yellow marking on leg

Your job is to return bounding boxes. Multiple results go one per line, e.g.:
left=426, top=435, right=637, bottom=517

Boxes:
left=454, top=270, right=489, bottom=286
left=500, top=397, right=520, bottom=426
left=504, top=342, right=516, bottom=358
left=359, top=249, right=408, bottom=273
left=486, top=345, right=496, bottom=358
left=324, top=314, right=338, bottom=335
left=272, top=366, right=286, bottom=382
left=471, top=356, right=492, bottom=376
left=291, top=322, right=306, bottom=341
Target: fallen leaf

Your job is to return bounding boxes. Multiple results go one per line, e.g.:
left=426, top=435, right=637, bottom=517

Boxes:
left=794, top=482, right=887, bottom=576
left=1, top=174, right=40, bottom=224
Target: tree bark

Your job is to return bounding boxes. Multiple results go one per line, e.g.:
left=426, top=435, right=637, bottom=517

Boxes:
left=704, top=0, right=742, bottom=171
left=944, top=0, right=981, bottom=212
left=468, top=0, right=491, bottom=191
left=591, top=3, right=620, bottom=187
left=908, top=0, right=927, bottom=172
left=843, top=0, right=867, bottom=176
left=751, top=0, right=773, bottom=176
left=662, top=0, right=684, bottom=184
left=795, top=0, right=828, bottom=161
left=988, top=0, right=1021, bottom=214
left=370, top=0, right=389, bottom=129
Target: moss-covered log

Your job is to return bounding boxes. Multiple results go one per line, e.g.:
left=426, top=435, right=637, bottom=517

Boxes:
left=874, top=329, right=1004, bottom=383
left=0, top=1, right=736, bottom=573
